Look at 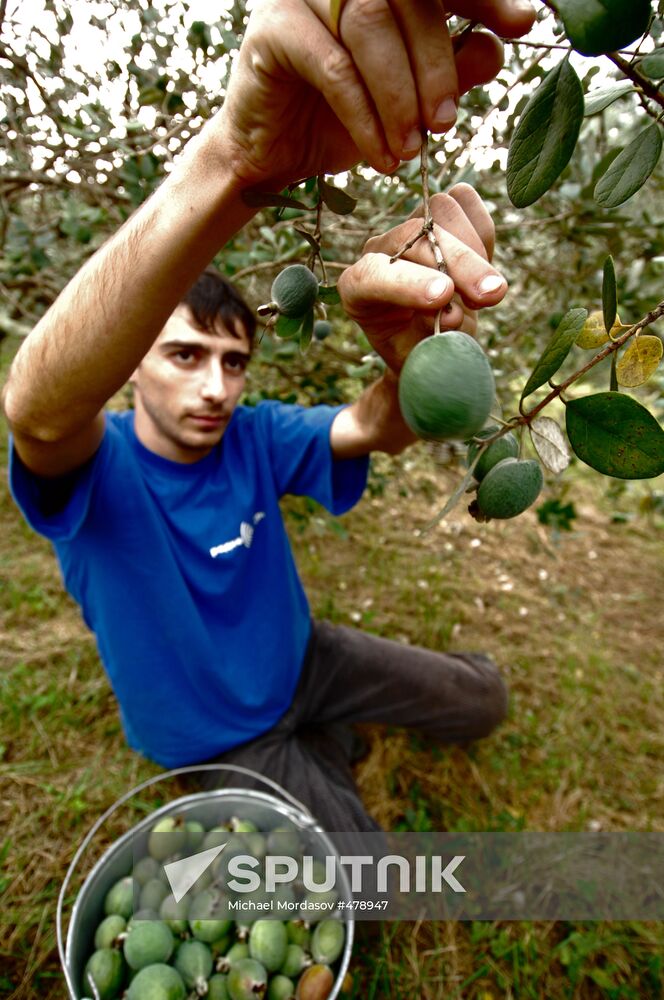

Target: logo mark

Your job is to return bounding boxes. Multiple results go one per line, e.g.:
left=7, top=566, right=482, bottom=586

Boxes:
left=163, top=842, right=227, bottom=903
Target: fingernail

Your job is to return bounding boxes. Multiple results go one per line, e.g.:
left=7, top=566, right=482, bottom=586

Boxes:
left=402, top=128, right=423, bottom=157
left=382, top=155, right=400, bottom=174
left=427, top=276, right=451, bottom=302
left=478, top=274, right=506, bottom=296
left=432, top=97, right=457, bottom=131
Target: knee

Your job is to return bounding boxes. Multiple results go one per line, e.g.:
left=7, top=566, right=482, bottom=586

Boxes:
left=473, top=659, right=509, bottom=737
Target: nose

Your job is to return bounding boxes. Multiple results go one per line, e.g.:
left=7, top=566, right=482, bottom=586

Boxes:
left=200, top=361, right=227, bottom=404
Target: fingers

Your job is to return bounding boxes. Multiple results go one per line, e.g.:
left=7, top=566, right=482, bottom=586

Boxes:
left=448, top=0, right=537, bottom=38
left=307, top=0, right=461, bottom=163
left=446, top=183, right=496, bottom=261
left=454, top=30, right=505, bottom=96
left=368, top=188, right=503, bottom=305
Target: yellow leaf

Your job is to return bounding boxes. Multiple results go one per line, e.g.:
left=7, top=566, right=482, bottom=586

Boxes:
left=576, top=310, right=625, bottom=349
left=616, top=335, right=663, bottom=387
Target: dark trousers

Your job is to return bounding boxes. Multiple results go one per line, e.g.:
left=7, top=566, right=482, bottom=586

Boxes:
left=200, top=620, right=508, bottom=833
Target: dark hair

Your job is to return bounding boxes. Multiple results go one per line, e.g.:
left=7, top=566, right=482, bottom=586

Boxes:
left=182, top=267, right=256, bottom=347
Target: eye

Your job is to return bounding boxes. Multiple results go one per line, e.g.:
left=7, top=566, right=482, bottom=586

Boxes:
left=173, top=348, right=197, bottom=364
left=224, top=353, right=248, bottom=373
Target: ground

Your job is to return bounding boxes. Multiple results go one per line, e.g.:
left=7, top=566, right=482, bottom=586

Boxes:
left=1, top=378, right=663, bottom=998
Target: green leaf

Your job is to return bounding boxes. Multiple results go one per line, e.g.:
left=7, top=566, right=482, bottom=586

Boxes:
left=318, top=284, right=341, bottom=305
left=594, top=125, right=663, bottom=208
left=610, top=352, right=619, bottom=391
left=318, top=177, right=357, bottom=216
left=584, top=81, right=633, bottom=116
left=243, top=191, right=310, bottom=210
left=566, top=392, right=664, bottom=479
left=293, top=227, right=321, bottom=252
left=521, top=308, right=588, bottom=401
left=507, top=59, right=584, bottom=208
left=639, top=49, right=664, bottom=80
left=602, top=255, right=617, bottom=334
left=275, top=313, right=304, bottom=339
left=556, top=0, right=651, bottom=56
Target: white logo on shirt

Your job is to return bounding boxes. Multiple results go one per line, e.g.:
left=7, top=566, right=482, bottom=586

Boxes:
left=209, top=511, right=265, bottom=558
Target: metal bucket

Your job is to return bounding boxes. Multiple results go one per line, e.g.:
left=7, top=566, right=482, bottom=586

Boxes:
left=58, top=764, right=354, bottom=1000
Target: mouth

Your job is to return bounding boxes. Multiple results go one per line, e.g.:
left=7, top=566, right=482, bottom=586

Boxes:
left=187, top=413, right=227, bottom=430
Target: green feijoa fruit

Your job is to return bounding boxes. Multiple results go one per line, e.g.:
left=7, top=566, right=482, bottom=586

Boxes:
left=94, top=914, right=127, bottom=950
left=189, top=888, right=234, bottom=942
left=174, top=938, right=214, bottom=990
left=267, top=827, right=302, bottom=856
left=203, top=826, right=229, bottom=851
left=286, top=921, right=311, bottom=949
left=300, top=890, right=338, bottom=922
left=279, top=943, right=309, bottom=978
left=398, top=332, right=495, bottom=442
left=159, top=893, right=190, bottom=935
left=185, top=820, right=206, bottom=850
left=271, top=265, right=319, bottom=318
left=124, top=920, right=174, bottom=971
left=249, top=920, right=288, bottom=973
left=127, top=908, right=159, bottom=929
left=476, top=457, right=544, bottom=520
left=216, top=940, right=250, bottom=973
left=228, top=817, right=258, bottom=833
left=140, top=877, right=170, bottom=912
left=133, top=855, right=162, bottom=886
left=210, top=931, right=233, bottom=959
left=244, top=831, right=268, bottom=860
left=294, top=964, right=334, bottom=1000
left=84, top=948, right=125, bottom=1000
left=313, top=320, right=332, bottom=341
left=227, top=957, right=269, bottom=1000
left=267, top=974, right=297, bottom=1000
left=104, top=876, right=135, bottom=920
left=148, top=816, right=188, bottom=861
left=126, top=962, right=186, bottom=1000
left=208, top=973, right=231, bottom=1000
left=311, top=920, right=345, bottom=966
left=467, top=428, right=519, bottom=481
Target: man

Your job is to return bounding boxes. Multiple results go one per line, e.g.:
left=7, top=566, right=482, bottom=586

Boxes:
left=3, top=0, right=535, bottom=831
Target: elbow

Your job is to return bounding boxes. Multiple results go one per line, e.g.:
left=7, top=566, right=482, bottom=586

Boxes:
left=2, top=375, right=60, bottom=444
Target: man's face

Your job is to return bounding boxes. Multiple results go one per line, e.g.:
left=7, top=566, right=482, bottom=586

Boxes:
left=131, top=304, right=251, bottom=463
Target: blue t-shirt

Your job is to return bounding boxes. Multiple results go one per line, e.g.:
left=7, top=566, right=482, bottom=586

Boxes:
left=9, top=402, right=368, bottom=767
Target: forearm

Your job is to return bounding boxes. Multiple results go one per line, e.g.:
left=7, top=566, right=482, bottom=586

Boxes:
left=330, top=370, right=417, bottom=459
left=2, top=115, right=254, bottom=442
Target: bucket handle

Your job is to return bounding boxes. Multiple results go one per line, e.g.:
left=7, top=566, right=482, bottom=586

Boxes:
left=57, top=762, right=313, bottom=1000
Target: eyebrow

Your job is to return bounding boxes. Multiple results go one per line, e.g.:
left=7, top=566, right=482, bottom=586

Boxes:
left=160, top=339, right=251, bottom=359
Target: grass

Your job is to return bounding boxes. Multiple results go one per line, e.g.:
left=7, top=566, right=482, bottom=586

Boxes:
left=1, top=332, right=664, bottom=998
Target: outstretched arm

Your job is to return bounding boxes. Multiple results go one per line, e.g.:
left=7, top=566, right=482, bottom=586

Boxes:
left=331, top=185, right=507, bottom=458
left=2, top=0, right=534, bottom=477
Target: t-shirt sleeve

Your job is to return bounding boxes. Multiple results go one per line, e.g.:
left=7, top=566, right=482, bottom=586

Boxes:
left=255, top=401, right=369, bottom=515
left=8, top=426, right=112, bottom=543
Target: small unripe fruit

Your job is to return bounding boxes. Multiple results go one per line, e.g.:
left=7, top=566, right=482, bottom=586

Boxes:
left=271, top=265, right=319, bottom=318
left=126, top=962, right=186, bottom=1000
left=227, top=957, right=269, bottom=1000
left=249, top=919, right=289, bottom=972
left=123, top=919, right=174, bottom=970
left=84, top=948, right=125, bottom=1000
left=467, top=426, right=519, bottom=481
left=476, top=457, right=544, bottom=519
left=313, top=320, right=332, bottom=341
left=398, top=332, right=495, bottom=441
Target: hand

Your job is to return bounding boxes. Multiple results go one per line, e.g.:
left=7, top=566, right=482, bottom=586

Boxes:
left=337, top=183, right=507, bottom=373
left=217, top=0, right=536, bottom=189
